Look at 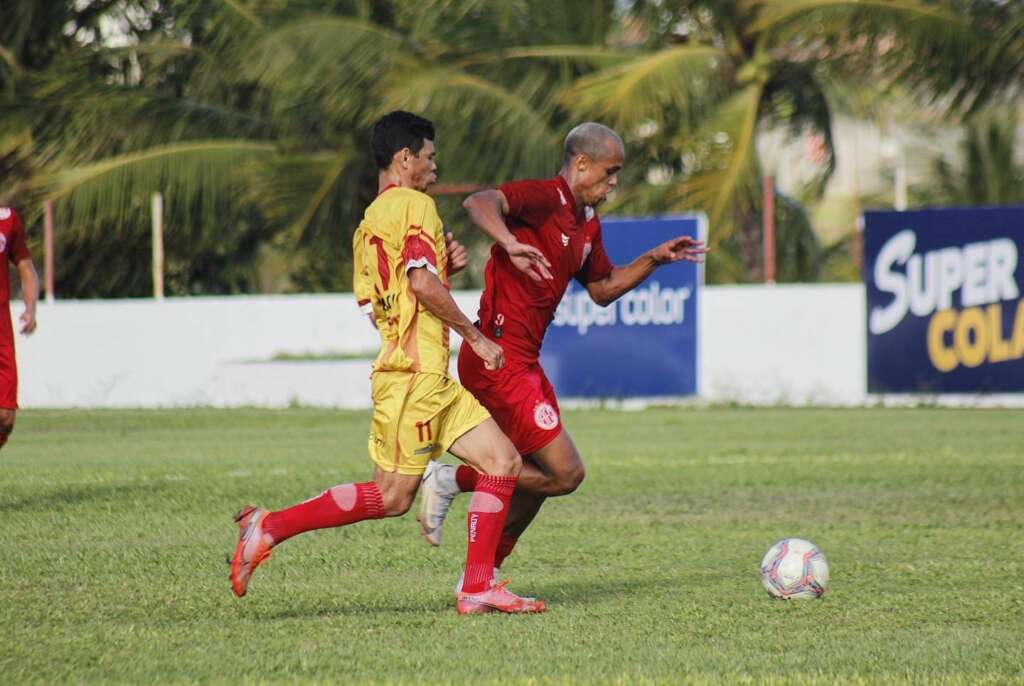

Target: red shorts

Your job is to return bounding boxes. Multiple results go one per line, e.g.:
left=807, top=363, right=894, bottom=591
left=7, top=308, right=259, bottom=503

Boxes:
left=0, top=343, right=17, bottom=410
left=457, top=341, right=561, bottom=455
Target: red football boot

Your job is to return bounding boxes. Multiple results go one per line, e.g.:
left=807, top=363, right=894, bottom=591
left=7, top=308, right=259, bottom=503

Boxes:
left=230, top=505, right=273, bottom=597
left=456, top=579, right=546, bottom=615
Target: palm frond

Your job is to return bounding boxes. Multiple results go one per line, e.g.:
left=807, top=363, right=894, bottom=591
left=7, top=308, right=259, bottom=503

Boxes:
left=745, top=0, right=960, bottom=35
left=35, top=140, right=277, bottom=237
left=563, top=45, right=729, bottom=133
left=379, top=67, right=561, bottom=181
left=459, top=45, right=633, bottom=69
left=675, top=84, right=764, bottom=242
left=761, top=60, right=836, bottom=195
left=240, top=15, right=415, bottom=121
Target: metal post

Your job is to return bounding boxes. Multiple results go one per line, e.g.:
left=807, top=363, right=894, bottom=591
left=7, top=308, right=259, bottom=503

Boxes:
left=43, top=200, right=55, bottom=303
left=763, top=176, right=776, bottom=284
left=151, top=192, right=164, bottom=300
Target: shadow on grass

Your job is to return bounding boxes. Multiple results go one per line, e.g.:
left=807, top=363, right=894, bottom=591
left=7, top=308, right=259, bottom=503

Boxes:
left=0, top=480, right=170, bottom=513
left=252, top=572, right=679, bottom=619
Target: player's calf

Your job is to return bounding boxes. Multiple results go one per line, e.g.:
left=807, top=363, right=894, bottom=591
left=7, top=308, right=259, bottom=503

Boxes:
left=230, top=480, right=388, bottom=597
left=0, top=409, right=15, bottom=449
left=377, top=478, right=419, bottom=517
left=548, top=461, right=585, bottom=496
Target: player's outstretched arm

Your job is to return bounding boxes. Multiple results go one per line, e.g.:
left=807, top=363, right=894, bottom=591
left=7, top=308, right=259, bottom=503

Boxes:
left=407, top=266, right=505, bottom=370
left=585, top=236, right=708, bottom=307
left=16, top=258, right=38, bottom=335
left=462, top=190, right=552, bottom=281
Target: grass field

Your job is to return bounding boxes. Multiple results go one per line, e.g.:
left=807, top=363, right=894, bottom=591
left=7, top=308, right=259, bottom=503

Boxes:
left=2, top=408, right=1022, bottom=685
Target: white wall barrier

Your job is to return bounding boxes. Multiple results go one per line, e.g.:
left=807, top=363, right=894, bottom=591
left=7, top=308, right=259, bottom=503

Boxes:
left=10, top=285, right=883, bottom=409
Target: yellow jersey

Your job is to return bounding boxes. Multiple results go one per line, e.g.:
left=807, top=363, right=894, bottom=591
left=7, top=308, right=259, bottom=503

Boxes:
left=353, top=186, right=451, bottom=375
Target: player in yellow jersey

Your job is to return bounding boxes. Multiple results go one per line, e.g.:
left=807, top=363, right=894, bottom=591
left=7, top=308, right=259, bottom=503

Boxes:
left=230, top=111, right=549, bottom=614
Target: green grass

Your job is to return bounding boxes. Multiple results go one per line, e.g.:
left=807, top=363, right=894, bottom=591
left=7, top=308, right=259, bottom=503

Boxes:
left=2, top=408, right=1023, bottom=685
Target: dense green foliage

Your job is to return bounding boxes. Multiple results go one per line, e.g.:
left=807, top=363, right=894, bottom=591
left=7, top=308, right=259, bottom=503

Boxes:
left=1, top=1, right=1022, bottom=295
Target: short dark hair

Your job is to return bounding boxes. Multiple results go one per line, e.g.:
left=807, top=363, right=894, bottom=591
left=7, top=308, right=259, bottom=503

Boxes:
left=563, top=122, right=623, bottom=165
left=371, top=111, right=436, bottom=170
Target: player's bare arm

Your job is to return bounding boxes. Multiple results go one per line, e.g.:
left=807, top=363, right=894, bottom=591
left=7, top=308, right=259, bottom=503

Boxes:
left=406, top=266, right=504, bottom=370
left=585, top=236, right=708, bottom=307
left=462, top=190, right=552, bottom=281
left=16, top=258, right=38, bottom=335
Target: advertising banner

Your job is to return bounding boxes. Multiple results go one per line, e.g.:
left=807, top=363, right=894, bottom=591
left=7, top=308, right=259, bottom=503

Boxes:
left=540, top=215, right=705, bottom=398
left=863, top=207, right=1024, bottom=393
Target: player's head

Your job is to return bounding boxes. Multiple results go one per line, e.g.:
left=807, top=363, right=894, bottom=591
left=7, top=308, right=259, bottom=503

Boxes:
left=562, top=122, right=624, bottom=207
left=371, top=111, right=438, bottom=191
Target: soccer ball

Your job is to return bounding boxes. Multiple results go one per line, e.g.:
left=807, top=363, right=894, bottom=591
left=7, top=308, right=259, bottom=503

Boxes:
left=759, top=538, right=829, bottom=599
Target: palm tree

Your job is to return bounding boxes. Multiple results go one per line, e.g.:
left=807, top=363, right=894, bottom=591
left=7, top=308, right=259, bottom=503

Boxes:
left=14, top=0, right=618, bottom=296
left=551, top=0, right=982, bottom=281
left=11, top=0, right=1016, bottom=295
left=931, top=108, right=1024, bottom=206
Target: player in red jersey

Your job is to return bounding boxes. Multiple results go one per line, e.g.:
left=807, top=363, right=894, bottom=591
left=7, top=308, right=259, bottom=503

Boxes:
left=417, top=123, right=707, bottom=585
left=0, top=206, right=39, bottom=450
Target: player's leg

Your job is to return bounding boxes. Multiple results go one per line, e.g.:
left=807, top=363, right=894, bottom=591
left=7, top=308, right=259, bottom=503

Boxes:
left=446, top=416, right=544, bottom=613
left=421, top=353, right=557, bottom=544
left=0, top=409, right=15, bottom=450
left=492, top=428, right=584, bottom=567
left=230, top=472, right=400, bottom=598
left=230, top=372, right=423, bottom=597
left=0, top=344, right=18, bottom=450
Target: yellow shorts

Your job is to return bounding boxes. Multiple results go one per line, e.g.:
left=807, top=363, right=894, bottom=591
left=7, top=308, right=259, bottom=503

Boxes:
left=368, top=371, right=491, bottom=476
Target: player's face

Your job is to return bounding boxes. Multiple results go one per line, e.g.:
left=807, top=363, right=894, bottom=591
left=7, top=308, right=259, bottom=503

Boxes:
left=407, top=139, right=438, bottom=192
left=576, top=140, right=624, bottom=207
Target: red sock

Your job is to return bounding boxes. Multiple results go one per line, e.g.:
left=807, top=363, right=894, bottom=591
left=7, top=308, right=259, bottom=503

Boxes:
left=262, top=481, right=385, bottom=545
left=462, top=474, right=516, bottom=594
left=494, top=534, right=518, bottom=568
left=455, top=465, right=479, bottom=492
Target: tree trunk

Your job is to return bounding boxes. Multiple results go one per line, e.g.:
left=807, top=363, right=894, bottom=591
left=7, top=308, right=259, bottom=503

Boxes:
left=735, top=209, right=764, bottom=282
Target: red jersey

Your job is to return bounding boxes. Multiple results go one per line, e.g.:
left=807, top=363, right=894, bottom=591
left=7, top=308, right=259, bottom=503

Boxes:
left=0, top=207, right=29, bottom=307
left=476, top=176, right=614, bottom=362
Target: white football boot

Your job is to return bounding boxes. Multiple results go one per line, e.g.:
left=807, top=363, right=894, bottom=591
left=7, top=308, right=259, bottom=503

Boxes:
left=417, top=461, right=461, bottom=546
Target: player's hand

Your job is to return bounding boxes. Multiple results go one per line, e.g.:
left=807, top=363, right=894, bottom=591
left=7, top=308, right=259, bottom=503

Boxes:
left=19, top=308, right=36, bottom=335
left=469, top=335, right=504, bottom=371
left=651, top=236, right=709, bottom=265
left=502, top=239, right=553, bottom=282
left=445, top=233, right=468, bottom=275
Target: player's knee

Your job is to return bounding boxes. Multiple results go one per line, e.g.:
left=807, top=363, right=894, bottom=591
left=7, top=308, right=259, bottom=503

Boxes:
left=480, top=442, right=521, bottom=478
left=380, top=488, right=415, bottom=517
left=553, top=463, right=585, bottom=496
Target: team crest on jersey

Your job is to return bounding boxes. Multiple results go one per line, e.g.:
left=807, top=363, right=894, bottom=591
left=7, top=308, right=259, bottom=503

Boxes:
left=561, top=233, right=570, bottom=247
left=0, top=208, right=9, bottom=220
left=584, top=206, right=595, bottom=222
left=0, top=233, right=7, bottom=254
left=533, top=402, right=559, bottom=430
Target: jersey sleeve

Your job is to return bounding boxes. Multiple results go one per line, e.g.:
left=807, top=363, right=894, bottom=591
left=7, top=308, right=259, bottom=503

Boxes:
left=352, top=227, right=375, bottom=315
left=7, top=209, right=30, bottom=265
left=576, top=221, right=614, bottom=284
left=498, top=179, right=559, bottom=227
left=401, top=195, right=443, bottom=275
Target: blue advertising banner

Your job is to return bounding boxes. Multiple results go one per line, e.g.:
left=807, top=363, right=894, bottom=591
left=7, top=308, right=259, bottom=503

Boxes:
left=539, top=215, right=704, bottom=398
left=863, top=206, right=1024, bottom=393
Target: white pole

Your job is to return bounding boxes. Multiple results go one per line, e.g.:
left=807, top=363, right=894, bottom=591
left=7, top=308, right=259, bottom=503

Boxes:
left=894, top=150, right=908, bottom=211
left=151, top=192, right=164, bottom=300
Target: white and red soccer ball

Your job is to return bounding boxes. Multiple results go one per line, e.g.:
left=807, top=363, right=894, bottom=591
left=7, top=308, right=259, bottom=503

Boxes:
left=759, top=538, right=829, bottom=599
